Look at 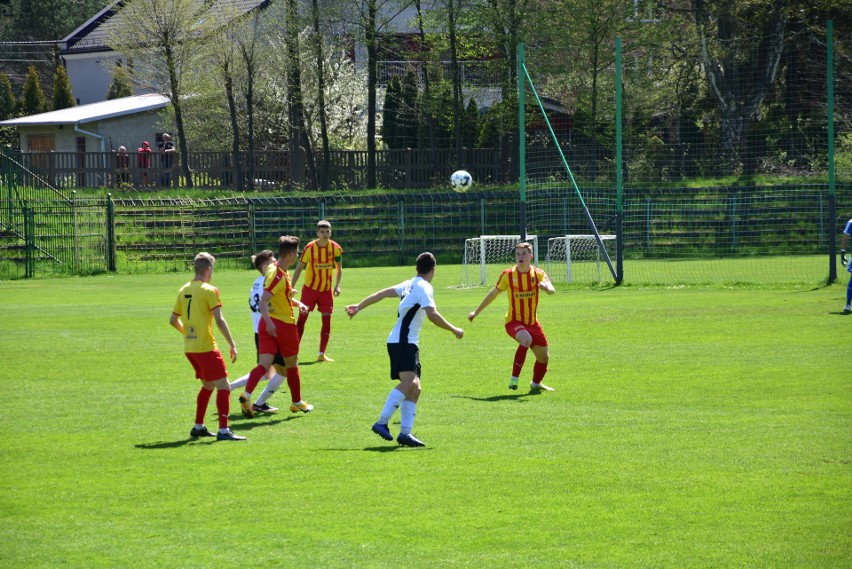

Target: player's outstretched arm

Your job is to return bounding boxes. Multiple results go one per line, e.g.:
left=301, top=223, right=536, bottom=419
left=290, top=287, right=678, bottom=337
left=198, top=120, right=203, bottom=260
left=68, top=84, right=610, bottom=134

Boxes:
left=468, top=287, right=501, bottom=321
left=425, top=307, right=463, bottom=339
left=346, top=286, right=398, bottom=318
left=212, top=306, right=238, bottom=363
left=539, top=277, right=556, bottom=295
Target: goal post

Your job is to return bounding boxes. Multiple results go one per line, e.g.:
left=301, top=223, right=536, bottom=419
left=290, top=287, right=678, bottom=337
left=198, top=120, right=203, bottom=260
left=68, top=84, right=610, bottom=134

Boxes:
left=546, top=235, right=616, bottom=284
left=459, top=235, right=539, bottom=287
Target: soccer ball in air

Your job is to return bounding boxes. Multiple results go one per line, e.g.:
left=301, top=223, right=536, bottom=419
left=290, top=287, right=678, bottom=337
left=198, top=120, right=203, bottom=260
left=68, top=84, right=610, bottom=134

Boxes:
left=450, top=170, right=473, bottom=192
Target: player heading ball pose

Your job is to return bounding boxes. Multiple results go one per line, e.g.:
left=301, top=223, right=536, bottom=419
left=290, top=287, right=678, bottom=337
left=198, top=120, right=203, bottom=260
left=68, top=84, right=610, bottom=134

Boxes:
left=240, top=236, right=313, bottom=418
left=169, top=252, right=244, bottom=441
left=292, top=220, right=343, bottom=362
left=468, top=241, right=556, bottom=392
left=346, top=252, right=464, bottom=448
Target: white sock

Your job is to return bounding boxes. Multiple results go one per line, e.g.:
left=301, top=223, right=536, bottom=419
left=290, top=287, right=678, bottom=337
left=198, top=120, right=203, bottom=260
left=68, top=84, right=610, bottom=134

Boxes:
left=194, top=423, right=204, bottom=429
left=230, top=374, right=249, bottom=390
left=218, top=428, right=230, bottom=434
left=378, top=389, right=406, bottom=424
left=399, top=400, right=416, bottom=435
left=256, top=373, right=285, bottom=405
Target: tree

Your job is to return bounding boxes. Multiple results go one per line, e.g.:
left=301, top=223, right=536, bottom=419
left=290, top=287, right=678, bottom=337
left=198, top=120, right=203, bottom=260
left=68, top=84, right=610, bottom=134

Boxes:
left=690, top=0, right=788, bottom=175
left=21, top=65, right=48, bottom=115
left=107, top=0, right=219, bottom=189
left=284, top=0, right=316, bottom=189
left=337, top=0, right=414, bottom=187
left=0, top=73, right=16, bottom=120
left=382, top=76, right=401, bottom=148
left=52, top=65, right=76, bottom=110
left=8, top=0, right=107, bottom=41
left=0, top=72, right=18, bottom=147
left=397, top=70, right=419, bottom=148
left=106, top=65, right=134, bottom=99
left=309, top=0, right=332, bottom=189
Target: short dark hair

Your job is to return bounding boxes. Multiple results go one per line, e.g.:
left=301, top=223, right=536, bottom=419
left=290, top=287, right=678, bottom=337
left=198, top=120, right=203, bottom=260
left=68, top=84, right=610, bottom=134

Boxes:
left=252, top=249, right=275, bottom=272
left=415, top=252, right=436, bottom=275
left=278, top=235, right=300, bottom=258
left=317, top=220, right=331, bottom=229
left=516, top=242, right=533, bottom=253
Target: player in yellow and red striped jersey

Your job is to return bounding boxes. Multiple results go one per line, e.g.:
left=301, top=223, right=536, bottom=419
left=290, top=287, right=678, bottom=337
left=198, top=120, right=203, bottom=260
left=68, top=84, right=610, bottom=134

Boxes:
left=467, top=242, right=556, bottom=392
left=239, top=236, right=314, bottom=418
left=292, top=220, right=343, bottom=362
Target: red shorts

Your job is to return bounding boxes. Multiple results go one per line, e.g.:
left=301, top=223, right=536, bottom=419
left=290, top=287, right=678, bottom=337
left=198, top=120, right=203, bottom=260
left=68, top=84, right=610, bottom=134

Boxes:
left=185, top=351, right=228, bottom=381
left=505, top=321, right=548, bottom=348
left=258, top=318, right=300, bottom=358
left=300, top=286, right=334, bottom=313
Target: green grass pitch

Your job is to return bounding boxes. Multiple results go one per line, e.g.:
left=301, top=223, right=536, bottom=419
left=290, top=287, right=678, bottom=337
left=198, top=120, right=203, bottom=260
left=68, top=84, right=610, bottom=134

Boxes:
left=0, top=267, right=849, bottom=568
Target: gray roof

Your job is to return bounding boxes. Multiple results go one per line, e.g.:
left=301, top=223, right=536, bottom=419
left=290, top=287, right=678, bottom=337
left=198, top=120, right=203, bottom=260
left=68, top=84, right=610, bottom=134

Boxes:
left=61, top=0, right=270, bottom=55
left=0, top=94, right=170, bottom=126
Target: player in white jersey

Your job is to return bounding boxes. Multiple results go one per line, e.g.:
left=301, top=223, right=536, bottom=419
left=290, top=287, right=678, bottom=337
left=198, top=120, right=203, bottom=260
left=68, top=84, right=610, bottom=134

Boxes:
left=346, top=252, right=463, bottom=447
left=230, top=250, right=287, bottom=412
left=841, top=219, right=852, bottom=312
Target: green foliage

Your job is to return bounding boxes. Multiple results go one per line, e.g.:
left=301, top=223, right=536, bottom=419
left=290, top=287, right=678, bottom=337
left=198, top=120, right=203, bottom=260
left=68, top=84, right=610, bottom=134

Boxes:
left=0, top=72, right=16, bottom=119
left=397, top=70, right=419, bottom=149
left=21, top=65, right=48, bottom=115
left=381, top=76, right=400, bottom=149
left=106, top=65, right=134, bottom=100
left=0, top=271, right=848, bottom=567
left=51, top=65, right=76, bottom=110
left=462, top=97, right=479, bottom=148
left=7, top=0, right=108, bottom=40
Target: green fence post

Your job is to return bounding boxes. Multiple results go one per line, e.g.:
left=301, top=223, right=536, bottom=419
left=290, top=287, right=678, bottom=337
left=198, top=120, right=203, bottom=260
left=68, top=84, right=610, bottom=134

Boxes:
left=106, top=193, right=116, bottom=272
left=248, top=202, right=257, bottom=258
left=827, top=19, right=836, bottom=283
left=24, top=203, right=34, bottom=278
left=398, top=198, right=406, bottom=264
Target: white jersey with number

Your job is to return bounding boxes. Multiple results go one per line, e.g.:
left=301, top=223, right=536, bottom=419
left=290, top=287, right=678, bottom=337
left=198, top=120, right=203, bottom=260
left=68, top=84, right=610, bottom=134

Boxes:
left=387, top=276, right=436, bottom=346
left=248, top=274, right=266, bottom=332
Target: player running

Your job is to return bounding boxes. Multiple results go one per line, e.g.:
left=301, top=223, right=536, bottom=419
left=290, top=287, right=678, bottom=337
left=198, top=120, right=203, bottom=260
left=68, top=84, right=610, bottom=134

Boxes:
left=239, top=236, right=313, bottom=418
left=467, top=241, right=556, bottom=392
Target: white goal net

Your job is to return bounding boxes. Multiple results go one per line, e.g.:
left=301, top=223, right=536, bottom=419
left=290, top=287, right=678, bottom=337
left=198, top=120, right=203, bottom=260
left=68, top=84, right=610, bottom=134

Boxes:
left=458, top=235, right=539, bottom=287
left=545, top=235, right=616, bottom=284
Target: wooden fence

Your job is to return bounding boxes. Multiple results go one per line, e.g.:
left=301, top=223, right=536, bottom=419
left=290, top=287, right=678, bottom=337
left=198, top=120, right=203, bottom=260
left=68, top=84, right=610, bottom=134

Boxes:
left=9, top=147, right=505, bottom=191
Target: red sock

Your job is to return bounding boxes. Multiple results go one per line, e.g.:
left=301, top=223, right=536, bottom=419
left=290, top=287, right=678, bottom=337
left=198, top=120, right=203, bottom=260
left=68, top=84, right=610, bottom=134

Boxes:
left=319, top=314, right=331, bottom=353
left=296, top=312, right=309, bottom=339
left=216, top=389, right=230, bottom=429
left=245, top=364, right=267, bottom=395
left=513, top=345, right=529, bottom=377
left=532, top=361, right=548, bottom=384
left=287, top=366, right=302, bottom=402
left=195, top=387, right=213, bottom=424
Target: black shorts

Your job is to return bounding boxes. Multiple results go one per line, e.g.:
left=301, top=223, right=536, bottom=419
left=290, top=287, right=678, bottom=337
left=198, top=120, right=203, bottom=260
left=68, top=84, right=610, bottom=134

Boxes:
left=254, top=333, right=286, bottom=367
left=387, top=343, right=420, bottom=380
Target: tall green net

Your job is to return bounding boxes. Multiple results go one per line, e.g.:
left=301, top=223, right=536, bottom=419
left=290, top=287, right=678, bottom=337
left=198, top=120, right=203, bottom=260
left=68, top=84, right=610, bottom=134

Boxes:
left=521, top=16, right=848, bottom=286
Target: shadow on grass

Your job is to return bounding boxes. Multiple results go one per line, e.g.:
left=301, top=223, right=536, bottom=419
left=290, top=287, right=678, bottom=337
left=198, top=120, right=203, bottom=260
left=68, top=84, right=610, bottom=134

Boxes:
left=135, top=440, right=198, bottom=449
left=319, top=446, right=432, bottom=453
left=451, top=391, right=542, bottom=403
left=829, top=310, right=851, bottom=315
left=135, top=417, right=297, bottom=449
